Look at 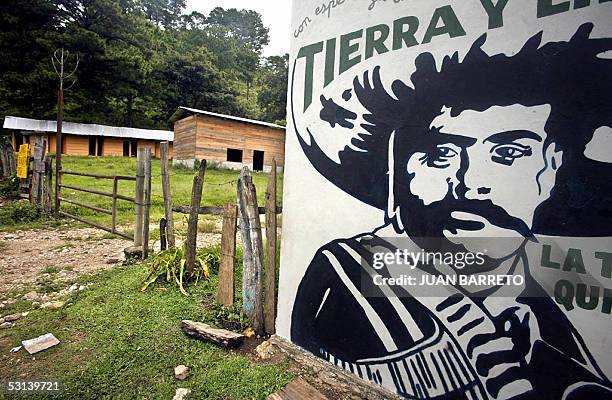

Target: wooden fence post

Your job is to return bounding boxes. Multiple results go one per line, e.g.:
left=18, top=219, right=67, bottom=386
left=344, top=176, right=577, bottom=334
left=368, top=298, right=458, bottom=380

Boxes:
left=142, top=147, right=152, bottom=260
left=111, top=177, right=118, bottom=233
left=54, top=65, right=64, bottom=215
left=0, top=138, right=8, bottom=177
left=43, top=156, right=53, bottom=213
left=218, top=203, right=237, bottom=306
left=237, top=166, right=264, bottom=335
left=185, top=160, right=207, bottom=278
left=160, top=218, right=167, bottom=251
left=134, top=148, right=145, bottom=248
left=160, top=141, right=175, bottom=248
left=264, top=159, right=278, bottom=334
left=30, top=135, right=46, bottom=205
left=0, top=137, right=16, bottom=176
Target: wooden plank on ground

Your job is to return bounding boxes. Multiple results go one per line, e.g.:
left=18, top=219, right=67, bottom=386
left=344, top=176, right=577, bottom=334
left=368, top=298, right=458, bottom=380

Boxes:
left=267, top=378, right=328, bottom=400
left=181, top=320, right=244, bottom=348
left=218, top=203, right=237, bottom=306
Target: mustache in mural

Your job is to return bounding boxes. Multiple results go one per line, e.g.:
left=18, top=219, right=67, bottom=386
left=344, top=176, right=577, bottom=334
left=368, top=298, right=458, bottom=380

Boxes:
left=441, top=198, right=534, bottom=239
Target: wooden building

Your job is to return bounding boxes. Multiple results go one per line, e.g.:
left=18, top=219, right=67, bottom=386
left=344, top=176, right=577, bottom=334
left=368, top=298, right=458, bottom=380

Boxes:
left=170, top=107, right=285, bottom=172
left=3, top=116, right=173, bottom=158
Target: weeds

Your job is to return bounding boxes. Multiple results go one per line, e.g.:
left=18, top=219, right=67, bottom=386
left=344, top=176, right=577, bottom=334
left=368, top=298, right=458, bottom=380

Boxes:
left=0, top=201, right=46, bottom=225
left=36, top=275, right=64, bottom=293
left=198, top=220, right=218, bottom=233
left=51, top=243, right=75, bottom=251
left=206, top=303, right=249, bottom=332
left=141, top=244, right=220, bottom=295
left=0, top=174, right=19, bottom=198
left=42, top=265, right=61, bottom=274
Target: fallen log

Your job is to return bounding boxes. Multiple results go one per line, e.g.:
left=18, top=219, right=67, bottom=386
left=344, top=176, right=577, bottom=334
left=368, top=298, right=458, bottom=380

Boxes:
left=181, top=320, right=244, bottom=349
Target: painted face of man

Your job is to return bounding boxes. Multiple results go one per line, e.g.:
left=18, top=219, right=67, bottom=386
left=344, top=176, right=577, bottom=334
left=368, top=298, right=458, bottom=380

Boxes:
left=404, top=104, right=563, bottom=259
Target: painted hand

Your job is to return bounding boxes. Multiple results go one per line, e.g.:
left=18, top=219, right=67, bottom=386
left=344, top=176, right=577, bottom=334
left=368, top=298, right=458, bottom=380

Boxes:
left=467, top=306, right=535, bottom=398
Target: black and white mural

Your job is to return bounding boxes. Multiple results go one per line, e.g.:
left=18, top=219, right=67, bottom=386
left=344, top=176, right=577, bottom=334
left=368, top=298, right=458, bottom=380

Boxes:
left=279, top=1, right=612, bottom=399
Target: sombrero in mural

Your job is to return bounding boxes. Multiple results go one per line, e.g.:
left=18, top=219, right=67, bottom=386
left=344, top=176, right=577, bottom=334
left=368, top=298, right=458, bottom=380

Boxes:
left=291, top=23, right=612, bottom=237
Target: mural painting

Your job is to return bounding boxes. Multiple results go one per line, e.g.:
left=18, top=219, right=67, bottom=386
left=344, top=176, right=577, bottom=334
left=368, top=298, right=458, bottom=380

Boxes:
left=279, top=1, right=612, bottom=399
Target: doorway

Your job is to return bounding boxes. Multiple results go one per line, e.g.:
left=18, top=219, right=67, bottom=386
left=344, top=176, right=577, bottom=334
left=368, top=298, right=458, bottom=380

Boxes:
left=253, top=150, right=264, bottom=171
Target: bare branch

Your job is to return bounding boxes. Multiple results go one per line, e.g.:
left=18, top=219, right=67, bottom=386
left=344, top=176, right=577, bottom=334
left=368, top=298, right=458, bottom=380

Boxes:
left=65, top=78, right=78, bottom=91
left=51, top=55, right=60, bottom=76
left=64, top=55, right=80, bottom=79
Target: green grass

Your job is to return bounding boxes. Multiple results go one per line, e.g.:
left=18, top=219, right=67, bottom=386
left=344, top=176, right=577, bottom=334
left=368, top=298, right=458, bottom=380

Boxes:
left=42, top=265, right=62, bottom=275
left=57, top=156, right=282, bottom=227
left=0, top=248, right=292, bottom=399
left=0, top=200, right=70, bottom=232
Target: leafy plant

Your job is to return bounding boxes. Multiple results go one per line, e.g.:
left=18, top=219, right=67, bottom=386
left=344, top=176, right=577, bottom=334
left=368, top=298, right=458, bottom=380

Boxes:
left=198, top=220, right=218, bottom=234
left=206, top=303, right=249, bottom=332
left=198, top=245, right=221, bottom=274
left=0, top=175, right=20, bottom=198
left=0, top=200, right=45, bottom=225
left=141, top=244, right=220, bottom=295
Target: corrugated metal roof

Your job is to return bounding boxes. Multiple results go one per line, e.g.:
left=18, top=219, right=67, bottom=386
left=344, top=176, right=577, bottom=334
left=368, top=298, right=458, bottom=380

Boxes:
left=171, top=107, right=286, bottom=131
left=2, top=116, right=173, bottom=141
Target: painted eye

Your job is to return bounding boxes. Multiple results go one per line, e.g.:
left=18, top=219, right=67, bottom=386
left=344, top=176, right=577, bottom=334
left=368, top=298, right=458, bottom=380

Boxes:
left=419, top=145, right=458, bottom=168
left=437, top=146, right=458, bottom=158
left=491, top=144, right=532, bottom=166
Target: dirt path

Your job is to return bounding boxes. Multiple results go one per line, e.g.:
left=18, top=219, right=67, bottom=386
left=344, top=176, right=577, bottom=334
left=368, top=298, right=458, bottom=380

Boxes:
left=0, top=224, right=225, bottom=299
left=0, top=228, right=130, bottom=296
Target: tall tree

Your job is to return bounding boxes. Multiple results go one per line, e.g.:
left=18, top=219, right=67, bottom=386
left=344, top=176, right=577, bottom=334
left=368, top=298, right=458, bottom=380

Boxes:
left=0, top=2, right=285, bottom=129
left=207, top=7, right=270, bottom=54
left=258, top=54, right=289, bottom=125
left=161, top=48, right=241, bottom=119
left=0, top=0, right=59, bottom=118
left=141, top=0, right=185, bottom=28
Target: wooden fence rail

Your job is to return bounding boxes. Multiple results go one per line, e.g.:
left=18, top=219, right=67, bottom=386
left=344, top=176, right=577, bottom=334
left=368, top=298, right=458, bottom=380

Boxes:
left=61, top=171, right=136, bottom=181
left=59, top=183, right=135, bottom=202
left=58, top=164, right=147, bottom=242
left=173, top=205, right=282, bottom=216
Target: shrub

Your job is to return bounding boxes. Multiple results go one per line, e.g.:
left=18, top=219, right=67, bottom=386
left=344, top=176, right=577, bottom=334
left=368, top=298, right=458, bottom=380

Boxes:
left=198, top=245, right=221, bottom=274
left=198, top=220, right=218, bottom=234
left=0, top=201, right=44, bottom=225
left=0, top=175, right=19, bottom=198
left=206, top=303, right=249, bottom=332
left=141, top=244, right=221, bottom=295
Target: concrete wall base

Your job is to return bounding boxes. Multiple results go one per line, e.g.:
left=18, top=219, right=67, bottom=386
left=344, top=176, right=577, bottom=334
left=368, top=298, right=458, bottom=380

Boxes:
left=173, top=158, right=284, bottom=173
left=269, top=335, right=401, bottom=400
left=173, top=159, right=196, bottom=169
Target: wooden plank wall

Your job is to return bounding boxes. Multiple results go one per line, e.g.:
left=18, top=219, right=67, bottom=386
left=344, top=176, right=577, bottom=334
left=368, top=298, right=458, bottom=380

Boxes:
left=103, top=137, right=124, bottom=156
left=174, top=115, right=197, bottom=160
left=11, top=132, right=173, bottom=158
left=194, top=115, right=285, bottom=167
left=65, top=134, right=89, bottom=156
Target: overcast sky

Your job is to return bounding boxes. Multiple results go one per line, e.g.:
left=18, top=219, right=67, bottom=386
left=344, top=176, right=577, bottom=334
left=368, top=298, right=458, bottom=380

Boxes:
left=185, top=0, right=292, bottom=57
